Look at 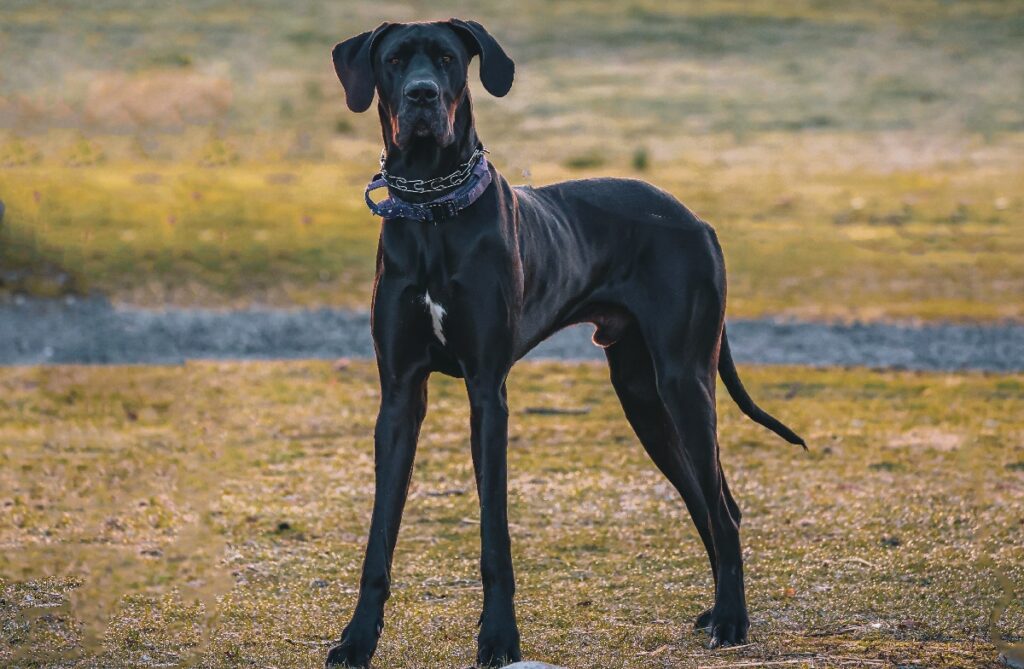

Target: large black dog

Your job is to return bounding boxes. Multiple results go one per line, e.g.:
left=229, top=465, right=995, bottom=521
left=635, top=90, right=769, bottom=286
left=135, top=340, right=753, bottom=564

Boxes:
left=326, top=19, right=805, bottom=668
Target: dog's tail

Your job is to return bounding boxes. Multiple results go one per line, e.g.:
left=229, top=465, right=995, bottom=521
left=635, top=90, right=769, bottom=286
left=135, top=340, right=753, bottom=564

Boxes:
left=718, top=326, right=807, bottom=448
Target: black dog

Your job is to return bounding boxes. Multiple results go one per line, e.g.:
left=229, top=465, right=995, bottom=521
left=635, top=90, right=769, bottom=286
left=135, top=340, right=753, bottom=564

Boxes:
left=326, top=19, right=805, bottom=668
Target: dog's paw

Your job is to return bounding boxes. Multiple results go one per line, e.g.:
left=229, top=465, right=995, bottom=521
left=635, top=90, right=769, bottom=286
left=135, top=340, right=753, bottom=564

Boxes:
left=707, top=607, right=749, bottom=648
left=325, top=624, right=378, bottom=668
left=693, top=607, right=714, bottom=631
left=325, top=641, right=373, bottom=668
left=476, top=623, right=521, bottom=667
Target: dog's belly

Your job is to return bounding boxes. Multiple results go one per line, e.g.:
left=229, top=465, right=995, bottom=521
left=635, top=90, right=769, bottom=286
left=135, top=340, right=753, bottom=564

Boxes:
left=510, top=176, right=725, bottom=359
left=511, top=184, right=653, bottom=356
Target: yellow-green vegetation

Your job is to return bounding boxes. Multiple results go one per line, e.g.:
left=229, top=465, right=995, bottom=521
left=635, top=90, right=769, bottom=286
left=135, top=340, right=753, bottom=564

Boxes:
left=1, top=146, right=1022, bottom=320
left=0, top=160, right=378, bottom=307
left=2, top=0, right=1022, bottom=319
left=1, top=361, right=1022, bottom=667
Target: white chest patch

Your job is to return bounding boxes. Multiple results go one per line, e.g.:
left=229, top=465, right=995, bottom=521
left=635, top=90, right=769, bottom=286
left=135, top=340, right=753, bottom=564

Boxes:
left=422, top=291, right=447, bottom=344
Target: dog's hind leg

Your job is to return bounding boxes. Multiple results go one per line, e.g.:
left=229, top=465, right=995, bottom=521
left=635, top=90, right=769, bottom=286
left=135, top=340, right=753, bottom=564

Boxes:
left=654, top=367, right=748, bottom=647
left=720, top=468, right=741, bottom=528
left=639, top=290, right=749, bottom=648
left=604, top=323, right=722, bottom=632
left=693, top=455, right=744, bottom=632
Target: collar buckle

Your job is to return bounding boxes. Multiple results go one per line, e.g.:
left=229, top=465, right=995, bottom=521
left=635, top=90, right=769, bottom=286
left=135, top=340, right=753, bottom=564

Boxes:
left=427, top=198, right=460, bottom=223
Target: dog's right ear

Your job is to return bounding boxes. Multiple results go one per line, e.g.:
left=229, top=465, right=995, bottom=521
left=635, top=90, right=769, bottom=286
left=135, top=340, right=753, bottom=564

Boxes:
left=332, top=22, right=392, bottom=113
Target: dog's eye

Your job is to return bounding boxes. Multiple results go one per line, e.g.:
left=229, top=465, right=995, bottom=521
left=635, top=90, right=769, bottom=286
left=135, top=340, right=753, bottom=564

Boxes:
left=387, top=56, right=401, bottom=66
left=440, top=54, right=453, bottom=65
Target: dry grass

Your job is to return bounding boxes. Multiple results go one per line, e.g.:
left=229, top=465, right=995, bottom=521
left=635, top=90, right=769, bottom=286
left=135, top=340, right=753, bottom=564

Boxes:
left=1, top=0, right=1022, bottom=320
left=1, top=361, right=1022, bottom=667
left=3, top=1, right=1022, bottom=140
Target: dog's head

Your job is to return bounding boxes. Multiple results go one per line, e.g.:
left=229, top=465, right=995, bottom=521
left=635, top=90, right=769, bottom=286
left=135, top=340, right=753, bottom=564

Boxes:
left=332, top=19, right=514, bottom=148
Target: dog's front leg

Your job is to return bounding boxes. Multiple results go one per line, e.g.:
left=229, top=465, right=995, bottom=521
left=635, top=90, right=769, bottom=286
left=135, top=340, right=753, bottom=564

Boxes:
left=326, top=370, right=429, bottom=669
left=467, top=377, right=522, bottom=667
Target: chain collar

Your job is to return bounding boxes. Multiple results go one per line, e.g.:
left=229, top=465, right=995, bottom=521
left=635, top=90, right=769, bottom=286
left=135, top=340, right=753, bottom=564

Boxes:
left=378, top=146, right=488, bottom=194
left=364, top=151, right=493, bottom=223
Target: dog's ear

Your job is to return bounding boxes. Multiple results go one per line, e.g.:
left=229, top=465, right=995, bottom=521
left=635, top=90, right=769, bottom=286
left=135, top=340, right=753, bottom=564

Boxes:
left=332, top=22, right=393, bottom=112
left=447, top=19, right=515, bottom=97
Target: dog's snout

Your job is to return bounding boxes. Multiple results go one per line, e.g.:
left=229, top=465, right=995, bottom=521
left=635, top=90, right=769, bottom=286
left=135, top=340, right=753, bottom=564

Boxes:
left=404, top=80, right=440, bottom=104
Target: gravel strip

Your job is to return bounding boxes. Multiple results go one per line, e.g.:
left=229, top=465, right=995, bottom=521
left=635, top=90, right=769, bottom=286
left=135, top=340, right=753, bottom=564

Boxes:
left=0, top=298, right=1020, bottom=371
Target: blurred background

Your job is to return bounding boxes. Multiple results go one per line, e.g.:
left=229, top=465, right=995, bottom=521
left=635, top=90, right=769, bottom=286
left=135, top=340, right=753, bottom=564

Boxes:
left=1, top=2, right=1022, bottom=667
left=1, top=0, right=1020, bottom=320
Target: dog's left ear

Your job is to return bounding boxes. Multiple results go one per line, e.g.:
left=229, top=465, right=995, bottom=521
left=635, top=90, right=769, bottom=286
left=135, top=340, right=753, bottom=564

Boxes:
left=332, top=22, right=393, bottom=112
left=448, top=19, right=515, bottom=97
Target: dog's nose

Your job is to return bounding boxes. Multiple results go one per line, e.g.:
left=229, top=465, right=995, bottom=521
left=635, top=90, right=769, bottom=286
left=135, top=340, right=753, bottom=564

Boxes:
left=404, top=80, right=440, bottom=104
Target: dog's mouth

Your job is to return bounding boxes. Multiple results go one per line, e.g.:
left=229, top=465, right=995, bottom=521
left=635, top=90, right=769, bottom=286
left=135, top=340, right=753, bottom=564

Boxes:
left=394, top=105, right=454, bottom=148
left=413, top=120, right=432, bottom=137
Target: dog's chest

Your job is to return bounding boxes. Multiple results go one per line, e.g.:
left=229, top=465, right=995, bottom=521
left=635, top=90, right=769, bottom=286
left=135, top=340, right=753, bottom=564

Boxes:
left=421, top=290, right=448, bottom=344
left=416, top=233, right=455, bottom=347
left=384, top=228, right=464, bottom=348
left=379, top=213, right=512, bottom=353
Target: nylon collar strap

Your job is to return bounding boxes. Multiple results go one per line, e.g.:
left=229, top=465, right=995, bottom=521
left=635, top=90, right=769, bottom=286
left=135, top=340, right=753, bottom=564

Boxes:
left=364, top=152, right=492, bottom=223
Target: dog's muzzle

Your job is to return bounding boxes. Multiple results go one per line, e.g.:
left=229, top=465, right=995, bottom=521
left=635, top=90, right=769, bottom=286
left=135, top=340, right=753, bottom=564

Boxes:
left=395, top=80, right=454, bottom=147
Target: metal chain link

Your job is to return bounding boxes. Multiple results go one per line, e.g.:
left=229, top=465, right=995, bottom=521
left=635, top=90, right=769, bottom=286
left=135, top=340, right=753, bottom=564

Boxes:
left=379, top=147, right=487, bottom=194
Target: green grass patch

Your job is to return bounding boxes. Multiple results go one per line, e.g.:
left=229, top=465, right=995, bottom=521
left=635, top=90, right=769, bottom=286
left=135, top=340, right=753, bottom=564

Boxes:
left=2, top=152, right=1020, bottom=320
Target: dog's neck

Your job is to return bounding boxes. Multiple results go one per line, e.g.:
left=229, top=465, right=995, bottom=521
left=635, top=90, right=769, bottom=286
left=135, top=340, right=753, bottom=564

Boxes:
left=377, top=95, right=481, bottom=204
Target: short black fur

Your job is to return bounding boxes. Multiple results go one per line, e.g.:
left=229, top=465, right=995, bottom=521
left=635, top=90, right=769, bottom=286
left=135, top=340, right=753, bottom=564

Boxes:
left=326, top=19, right=805, bottom=668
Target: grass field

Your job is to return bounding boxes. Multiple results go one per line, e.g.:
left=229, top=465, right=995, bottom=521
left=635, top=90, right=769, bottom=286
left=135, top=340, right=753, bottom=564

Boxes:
left=2, top=146, right=1022, bottom=321
left=2, top=2, right=1022, bottom=667
left=1, top=361, right=1022, bottom=667
left=2, top=0, right=1022, bottom=320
